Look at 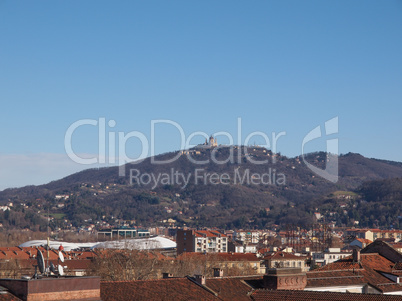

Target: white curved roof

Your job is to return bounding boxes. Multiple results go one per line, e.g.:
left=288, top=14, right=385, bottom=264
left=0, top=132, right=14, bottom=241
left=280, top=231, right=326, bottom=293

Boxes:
left=19, top=240, right=97, bottom=251
left=19, top=236, right=176, bottom=251
left=92, top=236, right=176, bottom=250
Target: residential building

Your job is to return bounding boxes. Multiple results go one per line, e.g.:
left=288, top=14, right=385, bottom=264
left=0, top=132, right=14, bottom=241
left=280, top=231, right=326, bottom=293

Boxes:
left=234, top=230, right=261, bottom=244
left=307, top=241, right=402, bottom=295
left=311, top=248, right=351, bottom=266
left=345, top=228, right=402, bottom=242
left=176, top=252, right=264, bottom=275
left=264, top=251, right=308, bottom=272
left=99, top=266, right=402, bottom=300
left=176, top=229, right=228, bottom=254
left=227, top=240, right=244, bottom=253
left=390, top=242, right=402, bottom=253
left=350, top=238, right=373, bottom=249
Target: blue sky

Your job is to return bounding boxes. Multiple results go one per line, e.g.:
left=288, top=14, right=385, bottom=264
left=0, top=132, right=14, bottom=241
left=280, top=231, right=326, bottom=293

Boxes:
left=0, top=1, right=401, bottom=190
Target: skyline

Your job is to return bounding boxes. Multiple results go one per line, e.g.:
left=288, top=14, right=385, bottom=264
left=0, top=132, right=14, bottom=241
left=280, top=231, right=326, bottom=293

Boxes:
left=0, top=1, right=401, bottom=190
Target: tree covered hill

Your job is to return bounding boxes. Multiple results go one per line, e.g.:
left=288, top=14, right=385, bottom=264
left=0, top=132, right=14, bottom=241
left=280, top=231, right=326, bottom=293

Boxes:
left=0, top=147, right=401, bottom=230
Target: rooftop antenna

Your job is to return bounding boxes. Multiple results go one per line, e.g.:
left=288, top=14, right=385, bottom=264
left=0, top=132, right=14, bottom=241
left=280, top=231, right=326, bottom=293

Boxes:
left=37, top=249, right=45, bottom=273
left=49, top=262, right=56, bottom=274
left=57, top=248, right=65, bottom=277
left=33, top=248, right=46, bottom=279
left=47, top=207, right=50, bottom=276
left=58, top=264, right=64, bottom=277
left=58, top=250, right=65, bottom=263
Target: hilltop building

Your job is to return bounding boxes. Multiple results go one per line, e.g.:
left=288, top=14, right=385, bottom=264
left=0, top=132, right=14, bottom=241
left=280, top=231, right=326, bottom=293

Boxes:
left=201, top=135, right=217, bottom=147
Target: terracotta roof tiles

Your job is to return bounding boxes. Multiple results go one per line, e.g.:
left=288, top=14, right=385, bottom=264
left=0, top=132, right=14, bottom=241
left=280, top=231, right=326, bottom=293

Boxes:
left=205, top=276, right=261, bottom=301
left=194, top=230, right=227, bottom=238
left=313, top=253, right=402, bottom=293
left=100, top=278, right=220, bottom=301
left=307, top=270, right=366, bottom=287
left=251, top=289, right=402, bottom=301
left=355, top=238, right=373, bottom=244
left=176, top=252, right=260, bottom=262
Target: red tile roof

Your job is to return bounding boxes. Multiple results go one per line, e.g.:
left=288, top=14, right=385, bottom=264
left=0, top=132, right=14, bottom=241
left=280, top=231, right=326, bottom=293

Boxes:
left=307, top=270, right=366, bottom=288
left=250, top=289, right=402, bottom=301
left=313, top=253, right=402, bottom=293
left=393, top=262, right=402, bottom=271
left=205, top=276, right=261, bottom=301
left=100, top=278, right=220, bottom=301
left=176, top=252, right=260, bottom=262
left=0, top=246, right=96, bottom=261
left=13, top=258, right=91, bottom=272
left=0, top=250, right=30, bottom=260
left=355, top=238, right=373, bottom=244
left=194, top=230, right=227, bottom=238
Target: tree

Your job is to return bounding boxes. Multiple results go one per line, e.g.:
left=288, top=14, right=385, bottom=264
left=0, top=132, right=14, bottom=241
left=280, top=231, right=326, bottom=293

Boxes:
left=87, top=249, right=159, bottom=281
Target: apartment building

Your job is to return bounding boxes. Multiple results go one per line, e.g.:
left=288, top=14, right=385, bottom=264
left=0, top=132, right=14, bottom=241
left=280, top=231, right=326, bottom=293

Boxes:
left=176, top=230, right=228, bottom=254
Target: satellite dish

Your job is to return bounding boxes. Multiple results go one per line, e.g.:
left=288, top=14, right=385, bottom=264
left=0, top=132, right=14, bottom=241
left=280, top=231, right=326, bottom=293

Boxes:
left=49, top=262, right=56, bottom=274
left=58, top=251, right=64, bottom=263
left=58, top=264, right=64, bottom=276
left=37, top=249, right=45, bottom=274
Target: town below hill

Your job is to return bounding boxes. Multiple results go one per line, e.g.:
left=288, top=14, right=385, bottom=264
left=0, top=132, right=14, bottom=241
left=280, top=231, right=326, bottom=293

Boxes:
left=0, top=228, right=402, bottom=299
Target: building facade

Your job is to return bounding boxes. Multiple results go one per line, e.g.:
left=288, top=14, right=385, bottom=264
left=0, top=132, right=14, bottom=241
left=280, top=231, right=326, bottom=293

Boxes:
left=176, top=230, right=228, bottom=254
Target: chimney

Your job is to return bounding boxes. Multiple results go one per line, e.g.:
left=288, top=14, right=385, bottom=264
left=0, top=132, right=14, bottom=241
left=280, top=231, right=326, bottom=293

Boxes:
left=194, top=274, right=206, bottom=285
left=352, top=249, right=361, bottom=263
left=162, top=273, right=173, bottom=279
left=213, top=268, right=223, bottom=277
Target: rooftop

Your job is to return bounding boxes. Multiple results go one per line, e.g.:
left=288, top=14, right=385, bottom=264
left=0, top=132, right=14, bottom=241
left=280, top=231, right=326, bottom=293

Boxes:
left=250, top=289, right=402, bottom=301
left=101, top=278, right=219, bottom=301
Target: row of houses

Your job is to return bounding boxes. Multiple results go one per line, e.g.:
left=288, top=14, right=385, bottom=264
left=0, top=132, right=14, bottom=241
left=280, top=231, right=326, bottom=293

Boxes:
left=1, top=240, right=401, bottom=300
left=345, top=228, right=402, bottom=242
left=81, top=240, right=402, bottom=297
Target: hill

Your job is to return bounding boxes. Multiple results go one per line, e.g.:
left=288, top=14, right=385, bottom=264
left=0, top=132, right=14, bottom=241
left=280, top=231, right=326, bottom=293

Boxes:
left=0, top=147, right=401, bottom=231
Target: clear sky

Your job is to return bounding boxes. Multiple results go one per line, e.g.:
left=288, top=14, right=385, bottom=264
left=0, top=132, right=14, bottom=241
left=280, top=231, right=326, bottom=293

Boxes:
left=0, top=1, right=401, bottom=190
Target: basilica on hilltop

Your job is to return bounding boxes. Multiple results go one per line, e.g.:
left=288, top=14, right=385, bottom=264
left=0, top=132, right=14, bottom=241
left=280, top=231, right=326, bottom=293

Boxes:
left=203, top=135, right=217, bottom=147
